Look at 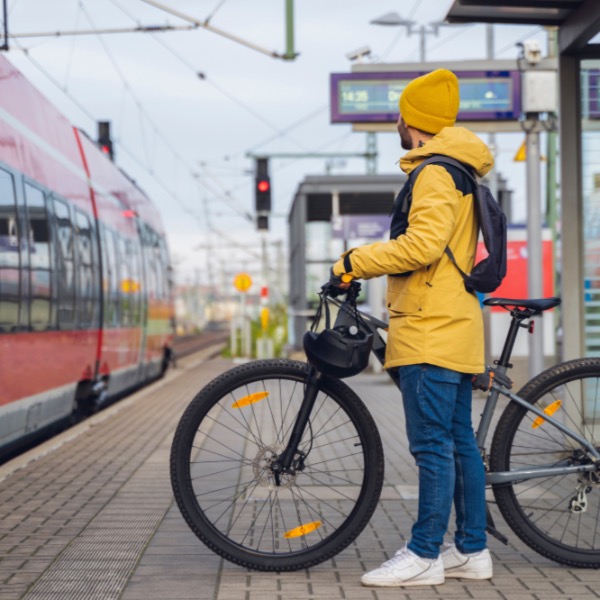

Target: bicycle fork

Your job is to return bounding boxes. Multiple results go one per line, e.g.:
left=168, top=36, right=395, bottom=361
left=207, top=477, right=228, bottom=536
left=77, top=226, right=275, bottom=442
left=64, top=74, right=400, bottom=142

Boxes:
left=270, top=365, right=321, bottom=485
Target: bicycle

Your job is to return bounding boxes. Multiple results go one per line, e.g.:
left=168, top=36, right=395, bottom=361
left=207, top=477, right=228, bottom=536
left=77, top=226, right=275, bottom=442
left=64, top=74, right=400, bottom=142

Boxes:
left=170, top=281, right=600, bottom=571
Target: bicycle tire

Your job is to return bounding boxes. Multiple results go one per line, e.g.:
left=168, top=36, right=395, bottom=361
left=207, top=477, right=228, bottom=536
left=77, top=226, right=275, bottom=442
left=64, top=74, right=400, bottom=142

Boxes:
left=490, top=357, right=600, bottom=568
left=170, top=359, right=384, bottom=571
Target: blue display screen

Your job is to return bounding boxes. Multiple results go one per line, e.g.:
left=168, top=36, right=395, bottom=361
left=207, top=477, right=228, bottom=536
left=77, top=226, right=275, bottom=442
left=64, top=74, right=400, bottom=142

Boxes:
left=331, top=71, right=521, bottom=123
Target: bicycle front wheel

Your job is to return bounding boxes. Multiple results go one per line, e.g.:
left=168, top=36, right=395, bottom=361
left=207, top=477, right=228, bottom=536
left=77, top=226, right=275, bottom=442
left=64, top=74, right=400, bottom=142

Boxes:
left=490, top=358, right=600, bottom=567
left=170, top=359, right=384, bottom=571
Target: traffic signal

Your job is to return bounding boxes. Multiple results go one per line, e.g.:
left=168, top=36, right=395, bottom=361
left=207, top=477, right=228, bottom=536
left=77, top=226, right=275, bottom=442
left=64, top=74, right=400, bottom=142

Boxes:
left=255, top=158, right=271, bottom=213
left=98, top=121, right=114, bottom=161
left=257, top=214, right=269, bottom=231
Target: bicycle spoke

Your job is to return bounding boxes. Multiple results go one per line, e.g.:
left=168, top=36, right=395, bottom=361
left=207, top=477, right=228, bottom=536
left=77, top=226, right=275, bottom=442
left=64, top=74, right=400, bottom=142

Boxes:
left=171, top=360, right=383, bottom=569
left=492, top=363, right=600, bottom=565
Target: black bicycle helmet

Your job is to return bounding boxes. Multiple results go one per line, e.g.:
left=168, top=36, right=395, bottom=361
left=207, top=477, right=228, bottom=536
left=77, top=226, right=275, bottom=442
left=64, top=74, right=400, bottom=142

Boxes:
left=303, top=325, right=373, bottom=379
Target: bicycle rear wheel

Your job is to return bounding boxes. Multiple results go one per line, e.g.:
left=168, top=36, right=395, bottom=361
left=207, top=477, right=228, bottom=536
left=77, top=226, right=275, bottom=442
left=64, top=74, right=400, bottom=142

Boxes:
left=170, top=359, right=384, bottom=571
left=490, top=358, right=600, bottom=567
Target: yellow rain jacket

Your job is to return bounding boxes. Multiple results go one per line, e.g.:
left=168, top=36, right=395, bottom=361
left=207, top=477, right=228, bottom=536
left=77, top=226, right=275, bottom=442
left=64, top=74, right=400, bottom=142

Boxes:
left=333, top=127, right=494, bottom=373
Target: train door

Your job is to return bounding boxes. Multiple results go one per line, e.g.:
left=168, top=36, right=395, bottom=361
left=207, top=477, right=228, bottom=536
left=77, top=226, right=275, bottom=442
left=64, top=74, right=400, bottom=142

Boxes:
left=131, top=231, right=148, bottom=383
left=139, top=224, right=157, bottom=380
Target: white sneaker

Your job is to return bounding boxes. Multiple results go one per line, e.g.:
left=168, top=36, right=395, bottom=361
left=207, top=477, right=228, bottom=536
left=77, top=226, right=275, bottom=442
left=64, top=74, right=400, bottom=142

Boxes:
left=441, top=543, right=493, bottom=579
left=361, top=546, right=444, bottom=587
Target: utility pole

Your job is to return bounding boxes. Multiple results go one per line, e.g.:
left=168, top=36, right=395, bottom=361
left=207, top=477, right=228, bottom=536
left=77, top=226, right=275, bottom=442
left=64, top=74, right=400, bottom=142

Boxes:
left=1, top=0, right=7, bottom=51
left=283, top=0, right=297, bottom=60
left=519, top=40, right=553, bottom=379
left=486, top=25, right=498, bottom=201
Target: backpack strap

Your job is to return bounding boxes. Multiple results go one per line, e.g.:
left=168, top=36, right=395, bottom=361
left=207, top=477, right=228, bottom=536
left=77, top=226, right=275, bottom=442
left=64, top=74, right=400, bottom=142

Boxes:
left=410, top=155, right=476, bottom=189
left=408, top=155, right=478, bottom=284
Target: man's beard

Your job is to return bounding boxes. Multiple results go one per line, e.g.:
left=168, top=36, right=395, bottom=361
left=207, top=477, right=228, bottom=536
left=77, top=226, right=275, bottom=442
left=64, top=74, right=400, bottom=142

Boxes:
left=398, top=120, right=412, bottom=150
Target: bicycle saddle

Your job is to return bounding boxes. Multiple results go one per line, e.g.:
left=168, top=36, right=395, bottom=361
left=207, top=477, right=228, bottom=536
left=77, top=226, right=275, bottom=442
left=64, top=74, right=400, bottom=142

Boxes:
left=482, top=297, right=561, bottom=312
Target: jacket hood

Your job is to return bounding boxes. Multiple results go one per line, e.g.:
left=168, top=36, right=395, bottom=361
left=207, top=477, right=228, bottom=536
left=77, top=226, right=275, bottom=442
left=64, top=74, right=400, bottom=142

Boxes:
left=399, top=126, right=494, bottom=178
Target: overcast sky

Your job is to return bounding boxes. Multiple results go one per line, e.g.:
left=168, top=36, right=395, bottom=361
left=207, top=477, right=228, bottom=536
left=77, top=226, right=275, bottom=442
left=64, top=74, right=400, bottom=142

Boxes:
left=4, top=0, right=548, bottom=287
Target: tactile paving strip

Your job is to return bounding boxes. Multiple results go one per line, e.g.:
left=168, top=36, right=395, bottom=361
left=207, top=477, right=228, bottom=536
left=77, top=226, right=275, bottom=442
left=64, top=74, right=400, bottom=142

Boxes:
left=0, top=348, right=229, bottom=600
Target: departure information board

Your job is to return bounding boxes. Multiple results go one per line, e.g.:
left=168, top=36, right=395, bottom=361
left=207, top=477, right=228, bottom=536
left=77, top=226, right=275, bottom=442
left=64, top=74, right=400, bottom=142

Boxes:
left=330, top=71, right=521, bottom=123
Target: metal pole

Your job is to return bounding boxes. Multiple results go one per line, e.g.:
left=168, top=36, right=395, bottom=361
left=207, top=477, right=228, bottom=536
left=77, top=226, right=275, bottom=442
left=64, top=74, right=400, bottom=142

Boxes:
left=366, top=132, right=377, bottom=174
left=545, top=27, right=560, bottom=359
left=284, top=0, right=296, bottom=60
left=526, top=124, right=545, bottom=377
left=2, top=0, right=8, bottom=51
left=419, top=26, right=426, bottom=62
left=486, top=25, right=498, bottom=201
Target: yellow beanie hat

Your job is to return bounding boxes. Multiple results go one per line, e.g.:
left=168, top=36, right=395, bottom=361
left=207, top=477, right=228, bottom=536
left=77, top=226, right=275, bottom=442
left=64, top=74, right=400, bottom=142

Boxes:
left=399, top=69, right=460, bottom=134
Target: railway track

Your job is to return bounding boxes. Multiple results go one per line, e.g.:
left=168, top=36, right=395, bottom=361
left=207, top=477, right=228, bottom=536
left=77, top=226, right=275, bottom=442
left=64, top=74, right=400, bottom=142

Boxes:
left=172, top=330, right=229, bottom=359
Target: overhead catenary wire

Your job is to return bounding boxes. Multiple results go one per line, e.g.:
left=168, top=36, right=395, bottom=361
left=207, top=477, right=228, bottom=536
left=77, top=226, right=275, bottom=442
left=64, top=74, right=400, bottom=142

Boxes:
left=12, top=37, right=199, bottom=219
left=495, top=25, right=544, bottom=57
left=77, top=1, right=254, bottom=224
left=380, top=0, right=424, bottom=60
left=62, top=2, right=82, bottom=91
left=125, top=11, right=310, bottom=149
left=137, top=0, right=283, bottom=60
left=12, top=0, right=376, bottom=262
left=205, top=0, right=228, bottom=25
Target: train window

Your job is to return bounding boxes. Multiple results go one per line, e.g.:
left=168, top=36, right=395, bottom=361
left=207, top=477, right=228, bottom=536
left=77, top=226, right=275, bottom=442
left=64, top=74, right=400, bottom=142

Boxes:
left=159, top=238, right=171, bottom=301
left=53, top=198, right=75, bottom=328
left=153, top=233, right=164, bottom=300
left=0, top=168, right=20, bottom=332
left=143, top=227, right=158, bottom=303
left=75, top=210, right=95, bottom=328
left=102, top=227, right=119, bottom=327
left=118, top=236, right=131, bottom=327
left=129, top=238, right=142, bottom=326
left=25, top=183, right=53, bottom=331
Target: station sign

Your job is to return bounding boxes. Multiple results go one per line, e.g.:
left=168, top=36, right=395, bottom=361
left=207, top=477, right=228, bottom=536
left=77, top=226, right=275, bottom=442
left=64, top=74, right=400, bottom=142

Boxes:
left=332, top=214, right=391, bottom=240
left=330, top=70, right=521, bottom=124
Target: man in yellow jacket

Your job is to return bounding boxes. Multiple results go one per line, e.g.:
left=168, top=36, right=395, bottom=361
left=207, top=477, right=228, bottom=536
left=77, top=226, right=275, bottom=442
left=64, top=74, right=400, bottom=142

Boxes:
left=332, top=69, right=494, bottom=587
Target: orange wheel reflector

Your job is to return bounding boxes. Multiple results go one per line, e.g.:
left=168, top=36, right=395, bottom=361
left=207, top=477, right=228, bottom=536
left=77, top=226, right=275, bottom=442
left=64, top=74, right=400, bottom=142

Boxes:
left=231, top=391, right=269, bottom=409
left=532, top=399, right=562, bottom=429
left=283, top=521, right=322, bottom=539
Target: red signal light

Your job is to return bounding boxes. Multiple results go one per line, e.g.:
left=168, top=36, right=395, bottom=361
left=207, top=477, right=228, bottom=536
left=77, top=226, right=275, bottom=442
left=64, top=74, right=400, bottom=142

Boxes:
left=257, top=180, right=270, bottom=193
left=101, top=144, right=111, bottom=155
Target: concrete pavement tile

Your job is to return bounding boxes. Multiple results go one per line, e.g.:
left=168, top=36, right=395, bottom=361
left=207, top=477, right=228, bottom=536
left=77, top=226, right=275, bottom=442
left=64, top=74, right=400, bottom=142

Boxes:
left=553, top=584, right=600, bottom=596
left=0, top=588, right=30, bottom=600
left=532, top=596, right=599, bottom=599
left=571, top=571, right=600, bottom=581
left=133, top=564, right=221, bottom=577
left=106, top=578, right=214, bottom=600
left=142, top=545, right=217, bottom=556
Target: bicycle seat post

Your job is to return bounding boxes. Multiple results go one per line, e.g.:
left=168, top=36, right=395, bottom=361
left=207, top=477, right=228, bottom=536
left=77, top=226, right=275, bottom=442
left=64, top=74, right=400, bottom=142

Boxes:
left=477, top=308, right=530, bottom=450
left=495, top=311, right=530, bottom=370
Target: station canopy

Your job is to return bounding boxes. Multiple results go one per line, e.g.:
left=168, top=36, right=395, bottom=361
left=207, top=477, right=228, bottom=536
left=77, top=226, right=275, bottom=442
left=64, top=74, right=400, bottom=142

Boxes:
left=445, top=0, right=600, bottom=55
left=446, top=0, right=582, bottom=25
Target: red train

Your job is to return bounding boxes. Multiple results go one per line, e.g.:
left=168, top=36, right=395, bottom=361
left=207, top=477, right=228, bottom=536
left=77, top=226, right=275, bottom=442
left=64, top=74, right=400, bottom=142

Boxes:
left=0, top=55, right=174, bottom=457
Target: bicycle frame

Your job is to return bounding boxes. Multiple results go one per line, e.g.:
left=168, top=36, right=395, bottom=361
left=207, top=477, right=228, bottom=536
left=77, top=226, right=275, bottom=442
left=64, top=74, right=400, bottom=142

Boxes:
left=330, top=294, right=600, bottom=487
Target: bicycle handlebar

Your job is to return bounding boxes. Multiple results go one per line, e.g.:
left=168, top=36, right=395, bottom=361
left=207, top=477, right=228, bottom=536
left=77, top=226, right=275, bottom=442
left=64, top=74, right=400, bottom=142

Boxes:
left=320, top=280, right=362, bottom=303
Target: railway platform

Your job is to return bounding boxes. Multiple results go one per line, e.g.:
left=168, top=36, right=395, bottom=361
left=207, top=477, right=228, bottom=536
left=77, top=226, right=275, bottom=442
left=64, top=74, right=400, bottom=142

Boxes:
left=1, top=347, right=598, bottom=600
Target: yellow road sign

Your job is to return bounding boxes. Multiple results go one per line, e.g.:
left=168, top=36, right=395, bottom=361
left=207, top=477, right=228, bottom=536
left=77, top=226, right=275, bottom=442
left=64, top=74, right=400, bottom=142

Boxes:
left=514, top=140, right=526, bottom=162
left=233, top=273, right=252, bottom=293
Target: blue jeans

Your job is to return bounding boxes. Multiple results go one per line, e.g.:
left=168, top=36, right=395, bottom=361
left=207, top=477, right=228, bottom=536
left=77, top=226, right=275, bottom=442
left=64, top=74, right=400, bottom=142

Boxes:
left=398, top=363, right=487, bottom=559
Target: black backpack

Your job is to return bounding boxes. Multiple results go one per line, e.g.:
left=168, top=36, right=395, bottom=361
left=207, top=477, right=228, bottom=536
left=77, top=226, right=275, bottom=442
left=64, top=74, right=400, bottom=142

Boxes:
left=408, top=155, right=507, bottom=294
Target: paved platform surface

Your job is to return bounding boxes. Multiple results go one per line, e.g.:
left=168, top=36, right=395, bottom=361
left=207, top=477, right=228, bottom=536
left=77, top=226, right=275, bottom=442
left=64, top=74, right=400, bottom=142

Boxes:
left=1, top=350, right=599, bottom=600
